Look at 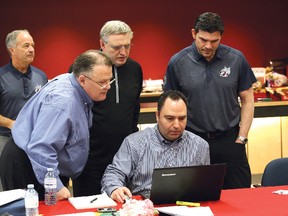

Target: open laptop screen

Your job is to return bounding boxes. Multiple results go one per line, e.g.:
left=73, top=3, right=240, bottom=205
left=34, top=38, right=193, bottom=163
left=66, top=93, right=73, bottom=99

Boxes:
left=140, top=163, right=226, bottom=205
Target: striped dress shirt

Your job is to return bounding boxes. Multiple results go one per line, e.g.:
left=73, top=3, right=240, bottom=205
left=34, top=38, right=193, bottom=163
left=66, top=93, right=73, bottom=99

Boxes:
left=101, top=125, right=210, bottom=196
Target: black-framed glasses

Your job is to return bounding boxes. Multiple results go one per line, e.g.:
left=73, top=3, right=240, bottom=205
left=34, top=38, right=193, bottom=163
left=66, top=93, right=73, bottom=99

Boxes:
left=84, top=75, right=115, bottom=89
left=103, top=40, right=133, bottom=51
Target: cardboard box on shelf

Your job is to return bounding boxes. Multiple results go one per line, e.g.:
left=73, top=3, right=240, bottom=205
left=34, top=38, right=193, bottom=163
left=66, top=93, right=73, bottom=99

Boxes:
left=142, top=79, right=163, bottom=92
left=252, top=67, right=266, bottom=85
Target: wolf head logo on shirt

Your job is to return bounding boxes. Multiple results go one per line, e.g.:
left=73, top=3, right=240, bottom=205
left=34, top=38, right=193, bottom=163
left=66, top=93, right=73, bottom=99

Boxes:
left=34, top=84, right=42, bottom=92
left=219, top=66, right=231, bottom=78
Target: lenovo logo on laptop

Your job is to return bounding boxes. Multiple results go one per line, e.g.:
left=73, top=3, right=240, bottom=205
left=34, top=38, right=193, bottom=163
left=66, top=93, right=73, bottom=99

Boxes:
left=161, top=173, right=176, bottom=177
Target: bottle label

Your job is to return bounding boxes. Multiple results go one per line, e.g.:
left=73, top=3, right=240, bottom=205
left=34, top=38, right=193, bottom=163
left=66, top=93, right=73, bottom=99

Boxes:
left=44, top=178, right=57, bottom=189
left=25, top=197, right=39, bottom=208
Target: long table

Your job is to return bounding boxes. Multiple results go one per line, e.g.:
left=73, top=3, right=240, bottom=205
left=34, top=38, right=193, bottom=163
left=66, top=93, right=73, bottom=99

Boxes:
left=202, top=185, right=288, bottom=216
left=39, top=185, right=288, bottom=215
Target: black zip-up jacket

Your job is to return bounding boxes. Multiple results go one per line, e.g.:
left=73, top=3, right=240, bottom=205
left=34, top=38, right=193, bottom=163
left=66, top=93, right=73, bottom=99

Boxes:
left=89, top=58, right=143, bottom=168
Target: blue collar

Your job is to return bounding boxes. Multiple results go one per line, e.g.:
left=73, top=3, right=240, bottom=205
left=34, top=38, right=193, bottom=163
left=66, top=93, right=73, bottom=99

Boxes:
left=8, top=60, right=32, bottom=79
left=191, top=42, right=224, bottom=63
left=69, top=73, right=93, bottom=109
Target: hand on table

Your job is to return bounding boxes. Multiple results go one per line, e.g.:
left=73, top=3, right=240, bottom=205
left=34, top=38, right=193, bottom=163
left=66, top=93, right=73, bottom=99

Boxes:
left=56, top=187, right=71, bottom=201
left=111, top=187, right=132, bottom=203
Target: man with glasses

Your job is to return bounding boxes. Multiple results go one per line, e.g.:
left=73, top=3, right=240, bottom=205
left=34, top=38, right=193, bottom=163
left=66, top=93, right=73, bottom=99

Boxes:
left=72, top=20, right=143, bottom=196
left=0, top=50, right=113, bottom=200
left=83, top=75, right=115, bottom=89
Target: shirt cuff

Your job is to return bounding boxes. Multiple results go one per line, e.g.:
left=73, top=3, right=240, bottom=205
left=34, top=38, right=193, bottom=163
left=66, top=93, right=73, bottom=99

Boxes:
left=56, top=177, right=64, bottom=191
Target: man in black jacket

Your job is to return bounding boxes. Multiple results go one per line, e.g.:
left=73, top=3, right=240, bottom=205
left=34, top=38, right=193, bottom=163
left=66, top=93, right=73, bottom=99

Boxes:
left=72, top=20, right=143, bottom=196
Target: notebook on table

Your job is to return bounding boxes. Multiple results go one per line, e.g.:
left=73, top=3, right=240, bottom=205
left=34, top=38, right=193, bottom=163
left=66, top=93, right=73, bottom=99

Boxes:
left=139, top=163, right=226, bottom=205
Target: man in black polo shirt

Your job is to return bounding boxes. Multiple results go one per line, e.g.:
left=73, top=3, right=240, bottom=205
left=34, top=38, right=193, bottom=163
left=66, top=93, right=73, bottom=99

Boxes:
left=164, top=12, right=257, bottom=189
left=0, top=29, right=48, bottom=190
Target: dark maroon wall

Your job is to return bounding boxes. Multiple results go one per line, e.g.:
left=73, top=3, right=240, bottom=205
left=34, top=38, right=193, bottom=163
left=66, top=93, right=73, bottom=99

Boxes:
left=1, top=0, right=287, bottom=79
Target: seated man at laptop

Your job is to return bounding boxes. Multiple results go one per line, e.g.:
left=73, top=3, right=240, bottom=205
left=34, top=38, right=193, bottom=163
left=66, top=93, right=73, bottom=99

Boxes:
left=101, top=90, right=210, bottom=203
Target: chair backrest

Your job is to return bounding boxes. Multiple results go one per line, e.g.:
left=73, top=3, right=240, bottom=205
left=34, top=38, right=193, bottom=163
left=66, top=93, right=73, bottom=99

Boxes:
left=261, top=157, right=288, bottom=186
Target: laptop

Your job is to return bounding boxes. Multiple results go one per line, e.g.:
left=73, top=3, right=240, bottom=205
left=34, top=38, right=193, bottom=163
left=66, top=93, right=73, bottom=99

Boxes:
left=139, top=163, right=226, bottom=204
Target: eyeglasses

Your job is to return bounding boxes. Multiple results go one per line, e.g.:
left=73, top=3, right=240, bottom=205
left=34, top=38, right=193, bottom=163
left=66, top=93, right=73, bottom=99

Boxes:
left=84, top=75, right=115, bottom=89
left=103, top=40, right=133, bottom=51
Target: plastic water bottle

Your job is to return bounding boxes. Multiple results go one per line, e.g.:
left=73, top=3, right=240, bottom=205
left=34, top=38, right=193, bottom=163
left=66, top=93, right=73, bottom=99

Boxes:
left=25, top=184, right=39, bottom=216
left=44, top=167, right=57, bottom=205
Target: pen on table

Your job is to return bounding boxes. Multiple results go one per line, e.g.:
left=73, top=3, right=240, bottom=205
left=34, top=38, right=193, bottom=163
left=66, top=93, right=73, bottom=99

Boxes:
left=90, top=197, right=98, bottom=203
left=176, top=200, right=200, bottom=207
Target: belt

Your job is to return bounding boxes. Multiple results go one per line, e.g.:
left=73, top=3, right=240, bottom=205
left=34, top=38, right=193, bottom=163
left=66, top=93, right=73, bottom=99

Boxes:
left=0, top=133, right=11, bottom=137
left=188, top=125, right=239, bottom=139
left=200, top=131, right=226, bottom=139
left=188, top=128, right=232, bottom=139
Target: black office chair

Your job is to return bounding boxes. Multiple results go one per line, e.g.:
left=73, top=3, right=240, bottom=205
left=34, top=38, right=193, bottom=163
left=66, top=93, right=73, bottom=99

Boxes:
left=260, top=157, right=288, bottom=186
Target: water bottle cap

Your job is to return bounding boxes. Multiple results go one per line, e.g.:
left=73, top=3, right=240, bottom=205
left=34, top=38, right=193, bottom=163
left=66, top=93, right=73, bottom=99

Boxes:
left=47, top=168, right=53, bottom=172
left=27, top=184, right=34, bottom=189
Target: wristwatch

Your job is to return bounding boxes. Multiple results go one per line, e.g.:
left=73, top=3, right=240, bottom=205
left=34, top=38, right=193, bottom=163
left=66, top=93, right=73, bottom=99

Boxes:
left=237, top=136, right=248, bottom=144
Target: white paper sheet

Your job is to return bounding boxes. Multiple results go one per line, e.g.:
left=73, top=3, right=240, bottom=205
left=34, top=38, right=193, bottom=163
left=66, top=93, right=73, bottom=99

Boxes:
left=272, top=189, right=288, bottom=195
left=0, top=189, right=26, bottom=206
left=68, top=192, right=117, bottom=210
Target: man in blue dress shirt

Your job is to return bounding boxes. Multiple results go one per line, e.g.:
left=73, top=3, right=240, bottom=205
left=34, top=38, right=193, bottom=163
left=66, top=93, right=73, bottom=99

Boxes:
left=0, top=50, right=113, bottom=201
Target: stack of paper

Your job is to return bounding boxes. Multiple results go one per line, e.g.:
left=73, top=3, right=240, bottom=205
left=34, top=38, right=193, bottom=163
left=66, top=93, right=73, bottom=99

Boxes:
left=68, top=192, right=117, bottom=210
left=0, top=189, right=26, bottom=206
left=156, top=206, right=214, bottom=216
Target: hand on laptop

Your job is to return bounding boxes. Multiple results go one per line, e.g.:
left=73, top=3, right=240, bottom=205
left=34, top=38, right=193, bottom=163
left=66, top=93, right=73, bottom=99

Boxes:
left=111, top=186, right=132, bottom=203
